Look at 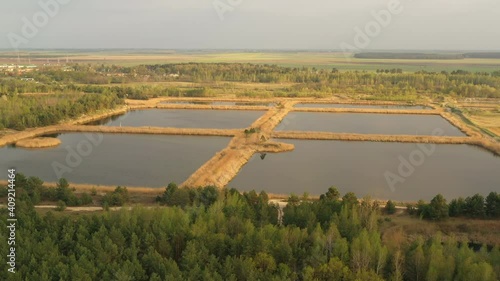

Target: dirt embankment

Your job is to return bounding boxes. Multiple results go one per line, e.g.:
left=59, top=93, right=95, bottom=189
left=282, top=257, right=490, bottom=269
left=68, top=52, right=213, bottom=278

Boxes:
left=272, top=131, right=471, bottom=143
left=70, top=106, right=129, bottom=125
left=272, top=132, right=500, bottom=156
left=0, top=103, right=241, bottom=147
left=181, top=101, right=298, bottom=188
left=439, top=112, right=481, bottom=137
left=156, top=104, right=270, bottom=111
left=125, top=97, right=278, bottom=110
left=0, top=126, right=63, bottom=148
left=292, top=108, right=439, bottom=115
left=0, top=107, right=130, bottom=148
left=15, top=137, right=61, bottom=149
left=61, top=126, right=240, bottom=137
left=292, top=100, right=433, bottom=107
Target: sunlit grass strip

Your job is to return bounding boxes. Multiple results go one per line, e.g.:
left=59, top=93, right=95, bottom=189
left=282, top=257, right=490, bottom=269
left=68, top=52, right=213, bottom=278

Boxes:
left=155, top=104, right=271, bottom=111
left=292, top=108, right=439, bottom=115
left=272, top=131, right=500, bottom=156
left=439, top=112, right=481, bottom=137
left=294, top=100, right=432, bottom=107
left=181, top=101, right=297, bottom=188
left=0, top=126, right=240, bottom=148
left=15, top=137, right=61, bottom=148
left=63, top=126, right=240, bottom=137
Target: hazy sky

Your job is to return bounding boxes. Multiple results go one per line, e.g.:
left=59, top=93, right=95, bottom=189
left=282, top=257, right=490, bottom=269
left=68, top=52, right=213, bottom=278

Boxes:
left=1, top=0, right=499, bottom=50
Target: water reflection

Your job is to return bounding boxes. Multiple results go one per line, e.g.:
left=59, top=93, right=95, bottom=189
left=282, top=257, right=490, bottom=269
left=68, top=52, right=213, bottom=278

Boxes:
left=278, top=112, right=466, bottom=136
left=0, top=133, right=231, bottom=187
left=84, top=109, right=266, bottom=129
left=229, top=140, right=500, bottom=201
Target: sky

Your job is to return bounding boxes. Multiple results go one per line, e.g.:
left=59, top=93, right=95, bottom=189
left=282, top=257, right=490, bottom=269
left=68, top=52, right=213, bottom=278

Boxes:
left=1, top=0, right=499, bottom=50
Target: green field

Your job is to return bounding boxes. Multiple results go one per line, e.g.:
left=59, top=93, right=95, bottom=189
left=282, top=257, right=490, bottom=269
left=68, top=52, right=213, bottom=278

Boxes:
left=2, top=50, right=500, bottom=72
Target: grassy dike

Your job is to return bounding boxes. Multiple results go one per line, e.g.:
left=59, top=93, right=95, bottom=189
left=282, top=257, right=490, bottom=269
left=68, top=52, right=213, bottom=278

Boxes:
left=0, top=98, right=498, bottom=189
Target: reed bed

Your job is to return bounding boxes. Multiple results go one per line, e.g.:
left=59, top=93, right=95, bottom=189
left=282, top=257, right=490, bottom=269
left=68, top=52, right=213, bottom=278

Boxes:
left=155, top=104, right=271, bottom=111
left=0, top=180, right=163, bottom=195
left=254, top=141, right=295, bottom=153
left=71, top=106, right=129, bottom=125
left=181, top=146, right=256, bottom=188
left=182, top=102, right=296, bottom=188
left=272, top=131, right=472, bottom=143
left=15, top=137, right=61, bottom=149
left=293, top=100, right=432, bottom=107
left=0, top=126, right=62, bottom=148
left=0, top=126, right=239, bottom=148
left=62, top=126, right=241, bottom=137
left=2, top=98, right=497, bottom=192
left=292, top=108, right=439, bottom=115
left=150, top=97, right=279, bottom=104
left=272, top=131, right=500, bottom=155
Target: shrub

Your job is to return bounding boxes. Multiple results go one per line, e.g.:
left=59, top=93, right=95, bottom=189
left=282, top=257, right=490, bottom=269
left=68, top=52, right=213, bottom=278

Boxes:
left=384, top=200, right=397, bottom=215
left=102, top=186, right=129, bottom=207
left=55, top=200, right=66, bottom=212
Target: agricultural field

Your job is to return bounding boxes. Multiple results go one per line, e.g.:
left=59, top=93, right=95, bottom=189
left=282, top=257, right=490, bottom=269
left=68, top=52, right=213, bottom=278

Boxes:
left=3, top=50, right=500, bottom=72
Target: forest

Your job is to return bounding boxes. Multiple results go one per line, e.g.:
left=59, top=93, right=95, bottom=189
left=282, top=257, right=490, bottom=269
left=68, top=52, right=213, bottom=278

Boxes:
left=1, top=177, right=499, bottom=281
left=1, top=64, right=500, bottom=128
left=1, top=63, right=500, bottom=100
left=0, top=92, right=123, bottom=130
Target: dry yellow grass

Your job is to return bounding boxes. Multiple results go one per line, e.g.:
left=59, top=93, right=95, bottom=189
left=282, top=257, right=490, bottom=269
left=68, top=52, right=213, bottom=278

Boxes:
left=126, top=97, right=279, bottom=107
left=181, top=101, right=297, bottom=188
left=440, top=112, right=481, bottom=137
left=293, top=108, right=439, bottom=115
left=465, top=113, right=500, bottom=137
left=272, top=131, right=500, bottom=155
left=69, top=106, right=129, bottom=125
left=272, top=131, right=470, bottom=143
left=1, top=97, right=497, bottom=191
left=156, top=104, right=270, bottom=111
left=63, top=126, right=240, bottom=137
left=0, top=126, right=240, bottom=148
left=294, top=100, right=433, bottom=107
left=381, top=215, right=500, bottom=247
left=15, top=137, right=61, bottom=149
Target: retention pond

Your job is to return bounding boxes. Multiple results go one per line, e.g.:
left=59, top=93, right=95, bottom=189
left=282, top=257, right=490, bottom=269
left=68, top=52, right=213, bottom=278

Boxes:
left=87, top=109, right=265, bottom=129
left=277, top=112, right=466, bottom=136
left=0, top=133, right=230, bottom=187
left=229, top=140, right=500, bottom=201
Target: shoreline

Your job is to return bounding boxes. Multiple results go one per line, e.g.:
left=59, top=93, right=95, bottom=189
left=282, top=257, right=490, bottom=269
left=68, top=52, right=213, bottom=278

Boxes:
left=15, top=137, right=61, bottom=149
left=0, top=180, right=420, bottom=204
left=0, top=97, right=498, bottom=192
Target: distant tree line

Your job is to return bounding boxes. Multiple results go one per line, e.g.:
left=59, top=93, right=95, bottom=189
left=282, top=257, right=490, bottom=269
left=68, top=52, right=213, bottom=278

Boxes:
left=376, top=69, right=403, bottom=74
left=2, top=63, right=500, bottom=100
left=354, top=53, right=466, bottom=60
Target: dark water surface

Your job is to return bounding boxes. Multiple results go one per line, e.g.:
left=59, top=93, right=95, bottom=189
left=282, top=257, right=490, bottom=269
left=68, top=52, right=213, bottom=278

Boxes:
left=87, top=109, right=266, bottom=129
left=277, top=112, right=465, bottom=136
left=229, top=140, right=500, bottom=201
left=0, top=133, right=230, bottom=187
